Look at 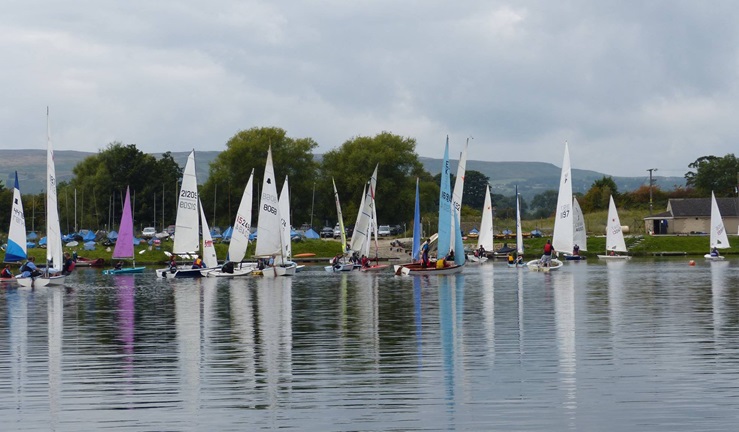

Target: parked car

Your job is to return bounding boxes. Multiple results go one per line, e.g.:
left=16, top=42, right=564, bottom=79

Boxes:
left=333, top=224, right=342, bottom=239
left=390, top=225, right=403, bottom=235
left=320, top=227, right=334, bottom=238
left=378, top=225, right=391, bottom=237
left=141, top=227, right=157, bottom=238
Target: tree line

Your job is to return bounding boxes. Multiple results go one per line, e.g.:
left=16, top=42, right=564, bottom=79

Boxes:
left=4, top=129, right=737, bottom=237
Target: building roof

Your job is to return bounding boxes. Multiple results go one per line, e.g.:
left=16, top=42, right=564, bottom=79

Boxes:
left=667, top=197, right=739, bottom=218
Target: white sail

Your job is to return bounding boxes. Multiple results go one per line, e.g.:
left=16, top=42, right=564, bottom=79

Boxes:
left=332, top=178, right=347, bottom=253
left=46, top=113, right=63, bottom=271
left=227, top=169, right=254, bottom=263
left=349, top=164, right=379, bottom=256
left=515, top=188, right=524, bottom=255
left=6, top=172, right=27, bottom=262
left=350, top=183, right=369, bottom=253
left=710, top=191, right=730, bottom=249
left=605, top=195, right=627, bottom=253
left=450, top=141, right=468, bottom=249
left=278, top=176, right=292, bottom=262
left=477, top=185, right=494, bottom=251
left=255, top=146, right=282, bottom=257
left=572, top=197, right=587, bottom=252
left=552, top=142, right=573, bottom=255
left=173, top=151, right=200, bottom=255
left=199, top=200, right=218, bottom=268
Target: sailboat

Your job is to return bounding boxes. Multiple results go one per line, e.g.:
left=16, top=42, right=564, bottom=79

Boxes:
left=102, top=187, right=145, bottom=274
left=17, top=109, right=65, bottom=288
left=508, top=185, right=527, bottom=267
left=704, top=191, right=730, bottom=260
left=529, top=143, right=568, bottom=271
left=325, top=178, right=353, bottom=272
left=207, top=170, right=256, bottom=277
left=156, top=150, right=204, bottom=278
left=254, top=146, right=296, bottom=277
left=566, top=197, right=588, bottom=260
left=394, top=137, right=465, bottom=276
left=277, top=175, right=301, bottom=271
left=468, top=184, right=492, bottom=263
left=5, top=172, right=27, bottom=265
left=351, top=165, right=388, bottom=272
left=597, top=195, right=631, bottom=260
left=198, top=198, right=219, bottom=275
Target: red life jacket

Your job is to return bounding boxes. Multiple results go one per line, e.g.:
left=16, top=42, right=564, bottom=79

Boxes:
left=544, top=243, right=553, bottom=254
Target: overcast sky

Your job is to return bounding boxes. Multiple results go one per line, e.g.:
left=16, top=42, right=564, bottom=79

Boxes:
left=1, top=1, right=735, bottom=177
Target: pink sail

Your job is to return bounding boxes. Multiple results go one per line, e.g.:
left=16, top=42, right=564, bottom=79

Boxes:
left=113, top=187, right=135, bottom=259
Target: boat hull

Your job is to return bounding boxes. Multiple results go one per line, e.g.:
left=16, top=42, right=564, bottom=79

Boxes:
left=360, top=264, right=390, bottom=272
left=704, top=254, right=725, bottom=260
left=102, top=267, right=146, bottom=275
left=393, top=262, right=465, bottom=276
left=156, top=267, right=204, bottom=278
left=256, top=264, right=297, bottom=277
left=325, top=264, right=354, bottom=272
left=16, top=274, right=65, bottom=287
left=206, top=264, right=256, bottom=277
left=527, top=259, right=563, bottom=272
left=596, top=255, right=631, bottom=260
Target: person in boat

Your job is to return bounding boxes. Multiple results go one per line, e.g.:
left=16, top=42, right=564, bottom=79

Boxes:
left=711, top=247, right=719, bottom=257
left=573, top=244, right=580, bottom=256
left=541, top=239, right=554, bottom=267
left=222, top=261, right=235, bottom=274
left=115, top=261, right=123, bottom=270
left=361, top=255, right=370, bottom=268
left=332, top=254, right=342, bottom=269
left=515, top=254, right=524, bottom=266
left=1, top=265, right=12, bottom=279
left=446, top=249, right=455, bottom=265
left=257, top=258, right=265, bottom=270
left=169, top=255, right=178, bottom=272
left=507, top=253, right=514, bottom=265
left=20, top=256, right=41, bottom=278
left=421, top=238, right=430, bottom=268
left=62, top=252, right=76, bottom=275
left=191, top=255, right=204, bottom=269
left=478, top=245, right=486, bottom=258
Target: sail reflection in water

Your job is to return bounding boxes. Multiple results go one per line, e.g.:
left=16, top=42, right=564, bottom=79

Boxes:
left=553, top=271, right=577, bottom=415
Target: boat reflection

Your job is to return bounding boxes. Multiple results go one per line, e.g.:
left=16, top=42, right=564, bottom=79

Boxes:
left=7, top=288, right=29, bottom=411
left=710, top=261, right=728, bottom=342
left=115, top=275, right=135, bottom=382
left=256, top=275, right=293, bottom=408
left=48, top=287, right=63, bottom=429
left=553, top=271, right=577, bottom=415
left=174, top=282, right=201, bottom=415
left=229, top=278, right=256, bottom=405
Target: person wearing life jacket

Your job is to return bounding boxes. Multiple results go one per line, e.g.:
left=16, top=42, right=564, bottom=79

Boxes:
left=541, top=239, right=554, bottom=267
left=62, top=252, right=76, bottom=275
left=1, top=264, right=12, bottom=278
left=191, top=255, right=204, bottom=269
left=507, top=254, right=514, bottom=265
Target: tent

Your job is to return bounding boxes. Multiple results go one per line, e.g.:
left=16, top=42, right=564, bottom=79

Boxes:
left=221, top=226, right=233, bottom=242
left=304, top=228, right=320, bottom=239
left=84, top=241, right=96, bottom=250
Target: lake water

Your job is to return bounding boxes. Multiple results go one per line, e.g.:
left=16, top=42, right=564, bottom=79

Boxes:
left=1, top=259, right=739, bottom=431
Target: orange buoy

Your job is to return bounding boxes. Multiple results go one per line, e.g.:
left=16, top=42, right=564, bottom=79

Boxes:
left=689, top=260, right=696, bottom=266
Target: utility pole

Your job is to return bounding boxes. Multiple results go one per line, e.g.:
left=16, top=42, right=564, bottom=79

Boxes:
left=647, top=168, right=658, bottom=215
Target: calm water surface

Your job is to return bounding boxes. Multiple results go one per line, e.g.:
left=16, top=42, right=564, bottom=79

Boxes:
left=1, top=259, right=739, bottom=431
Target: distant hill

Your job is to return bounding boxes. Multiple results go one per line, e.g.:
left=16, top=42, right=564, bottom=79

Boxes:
left=0, top=149, right=683, bottom=197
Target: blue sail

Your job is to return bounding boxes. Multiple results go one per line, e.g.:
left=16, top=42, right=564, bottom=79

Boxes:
left=412, top=178, right=421, bottom=261
left=437, top=138, right=452, bottom=258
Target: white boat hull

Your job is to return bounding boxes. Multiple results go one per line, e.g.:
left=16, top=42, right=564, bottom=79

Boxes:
left=16, top=274, right=65, bottom=288
left=704, top=254, right=725, bottom=260
left=597, top=255, right=631, bottom=260
left=206, top=263, right=256, bottom=277
left=156, top=266, right=204, bottom=278
left=466, top=254, right=488, bottom=263
left=527, top=258, right=563, bottom=272
left=325, top=264, right=354, bottom=272
left=256, top=264, right=297, bottom=278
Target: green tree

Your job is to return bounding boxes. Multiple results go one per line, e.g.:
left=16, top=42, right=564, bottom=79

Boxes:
left=529, top=190, right=558, bottom=219
left=63, top=143, right=182, bottom=233
left=580, top=176, right=618, bottom=212
left=320, top=132, right=427, bottom=227
left=201, top=127, right=318, bottom=229
left=461, top=170, right=489, bottom=210
left=685, top=154, right=739, bottom=196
